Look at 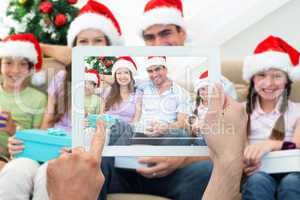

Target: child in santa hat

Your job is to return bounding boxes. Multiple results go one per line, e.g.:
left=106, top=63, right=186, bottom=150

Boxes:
left=0, top=1, right=123, bottom=199
left=84, top=69, right=102, bottom=115
left=241, top=35, right=300, bottom=199
left=0, top=33, right=47, bottom=184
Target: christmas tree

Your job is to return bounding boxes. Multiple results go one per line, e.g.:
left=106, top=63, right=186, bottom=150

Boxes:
left=85, top=56, right=117, bottom=75
left=6, top=0, right=79, bottom=45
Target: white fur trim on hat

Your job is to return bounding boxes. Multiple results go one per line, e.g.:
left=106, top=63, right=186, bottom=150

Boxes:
left=67, top=13, right=123, bottom=46
left=193, top=78, right=209, bottom=93
left=146, top=57, right=167, bottom=69
left=243, top=51, right=294, bottom=81
left=139, top=7, right=185, bottom=36
left=31, top=70, right=46, bottom=86
left=0, top=41, right=37, bottom=64
left=290, top=65, right=300, bottom=81
left=85, top=73, right=98, bottom=84
left=112, top=59, right=137, bottom=75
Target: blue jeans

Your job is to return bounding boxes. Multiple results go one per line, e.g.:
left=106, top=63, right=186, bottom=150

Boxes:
left=99, top=157, right=213, bottom=200
left=242, top=171, right=300, bottom=200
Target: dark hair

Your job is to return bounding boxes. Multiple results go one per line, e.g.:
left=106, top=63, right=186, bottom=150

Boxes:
left=246, top=75, right=292, bottom=140
left=193, top=90, right=204, bottom=116
left=104, top=71, right=135, bottom=111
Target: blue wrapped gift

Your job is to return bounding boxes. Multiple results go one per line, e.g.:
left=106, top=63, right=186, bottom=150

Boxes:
left=87, top=114, right=119, bottom=128
left=15, top=128, right=71, bottom=162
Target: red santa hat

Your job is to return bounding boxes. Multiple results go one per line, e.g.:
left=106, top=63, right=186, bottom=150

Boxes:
left=67, top=0, right=122, bottom=46
left=85, top=69, right=101, bottom=87
left=193, top=70, right=209, bottom=93
left=0, top=33, right=42, bottom=72
left=139, top=0, right=186, bottom=36
left=145, top=56, right=167, bottom=69
left=112, top=56, right=137, bottom=75
left=243, top=35, right=300, bottom=81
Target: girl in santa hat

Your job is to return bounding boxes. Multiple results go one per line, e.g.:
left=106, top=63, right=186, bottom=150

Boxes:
left=40, top=0, right=122, bottom=132
left=242, top=35, right=300, bottom=200
left=0, top=33, right=47, bottom=188
left=100, top=56, right=142, bottom=125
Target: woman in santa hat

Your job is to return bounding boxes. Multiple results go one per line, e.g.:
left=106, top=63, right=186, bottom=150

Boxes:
left=100, top=56, right=142, bottom=125
left=41, top=0, right=122, bottom=132
left=242, top=35, right=300, bottom=200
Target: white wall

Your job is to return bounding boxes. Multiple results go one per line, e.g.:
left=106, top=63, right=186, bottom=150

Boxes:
left=221, top=0, right=300, bottom=60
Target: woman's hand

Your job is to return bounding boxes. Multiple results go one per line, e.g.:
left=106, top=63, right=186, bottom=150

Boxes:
left=8, top=136, right=24, bottom=158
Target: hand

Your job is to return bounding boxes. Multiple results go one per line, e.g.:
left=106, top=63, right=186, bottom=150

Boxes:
left=136, top=157, right=185, bottom=178
left=191, top=119, right=204, bottom=136
left=8, top=136, right=24, bottom=158
left=244, top=161, right=261, bottom=176
left=201, top=84, right=247, bottom=162
left=201, top=84, right=247, bottom=200
left=243, top=140, right=280, bottom=167
left=146, top=122, right=169, bottom=136
left=47, top=120, right=106, bottom=200
left=0, top=110, right=16, bottom=136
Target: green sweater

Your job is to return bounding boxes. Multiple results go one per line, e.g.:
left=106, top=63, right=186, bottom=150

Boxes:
left=0, top=86, right=47, bottom=157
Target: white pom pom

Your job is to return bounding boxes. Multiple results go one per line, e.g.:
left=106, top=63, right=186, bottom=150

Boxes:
left=31, top=70, right=46, bottom=86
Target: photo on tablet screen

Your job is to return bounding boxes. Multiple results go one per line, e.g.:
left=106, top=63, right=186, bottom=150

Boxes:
left=72, top=46, right=221, bottom=156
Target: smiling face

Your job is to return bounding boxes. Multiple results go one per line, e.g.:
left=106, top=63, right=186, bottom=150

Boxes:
left=253, top=68, right=288, bottom=102
left=115, top=68, right=132, bottom=87
left=142, top=24, right=186, bottom=46
left=146, top=65, right=168, bottom=86
left=75, top=29, right=109, bottom=46
left=0, top=57, right=32, bottom=88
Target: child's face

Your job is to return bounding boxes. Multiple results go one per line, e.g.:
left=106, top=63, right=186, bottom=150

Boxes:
left=85, top=81, right=95, bottom=96
left=1, top=57, right=31, bottom=87
left=116, top=68, right=132, bottom=86
left=76, top=29, right=108, bottom=46
left=253, top=69, right=288, bottom=101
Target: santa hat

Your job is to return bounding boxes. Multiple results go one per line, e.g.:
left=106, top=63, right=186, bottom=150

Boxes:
left=139, top=0, right=186, bottom=36
left=193, top=70, right=209, bottom=93
left=112, top=56, right=137, bottom=75
left=67, top=0, right=122, bottom=46
left=0, top=33, right=42, bottom=71
left=85, top=69, right=101, bottom=87
left=243, top=35, right=300, bottom=81
left=145, top=56, right=167, bottom=69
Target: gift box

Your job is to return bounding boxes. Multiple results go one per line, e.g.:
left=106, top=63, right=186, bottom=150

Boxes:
left=15, top=128, right=71, bottom=162
left=87, top=114, right=119, bottom=128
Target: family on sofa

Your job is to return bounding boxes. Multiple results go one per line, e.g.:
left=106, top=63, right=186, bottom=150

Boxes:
left=0, top=0, right=300, bottom=200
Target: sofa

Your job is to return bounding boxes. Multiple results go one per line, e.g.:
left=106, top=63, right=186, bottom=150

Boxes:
left=38, top=58, right=300, bottom=200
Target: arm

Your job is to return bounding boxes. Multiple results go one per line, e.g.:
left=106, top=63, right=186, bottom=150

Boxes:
left=202, top=84, right=247, bottom=200
left=292, top=118, right=300, bottom=148
left=99, top=99, right=106, bottom=115
left=100, top=74, right=114, bottom=85
left=132, top=95, right=142, bottom=123
left=32, top=94, right=47, bottom=129
left=40, top=95, right=56, bottom=129
left=40, top=43, right=71, bottom=66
